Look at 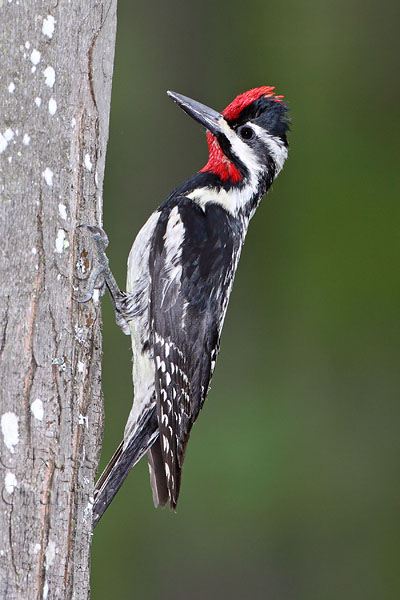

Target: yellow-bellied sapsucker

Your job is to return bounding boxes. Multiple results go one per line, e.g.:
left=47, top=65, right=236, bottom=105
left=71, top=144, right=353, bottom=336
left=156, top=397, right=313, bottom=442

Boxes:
left=78, top=87, right=290, bottom=527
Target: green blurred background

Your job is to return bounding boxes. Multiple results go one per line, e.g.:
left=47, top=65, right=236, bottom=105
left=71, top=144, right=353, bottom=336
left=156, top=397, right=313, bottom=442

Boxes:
left=92, top=1, right=400, bottom=598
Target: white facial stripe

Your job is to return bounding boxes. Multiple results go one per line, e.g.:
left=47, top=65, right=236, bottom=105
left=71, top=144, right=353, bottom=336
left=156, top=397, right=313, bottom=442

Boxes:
left=218, top=118, right=263, bottom=178
left=187, top=117, right=261, bottom=216
left=187, top=118, right=287, bottom=217
left=251, top=124, right=288, bottom=176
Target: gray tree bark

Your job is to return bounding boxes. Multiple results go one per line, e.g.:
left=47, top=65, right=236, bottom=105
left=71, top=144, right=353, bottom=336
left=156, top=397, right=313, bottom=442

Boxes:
left=0, top=1, right=117, bottom=598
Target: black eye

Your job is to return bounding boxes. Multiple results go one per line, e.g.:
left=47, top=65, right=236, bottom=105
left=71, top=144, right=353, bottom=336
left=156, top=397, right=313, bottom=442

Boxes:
left=238, top=126, right=254, bottom=140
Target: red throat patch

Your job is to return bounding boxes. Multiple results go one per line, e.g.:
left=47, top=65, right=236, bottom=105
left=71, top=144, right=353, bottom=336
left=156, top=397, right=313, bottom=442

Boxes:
left=200, top=132, right=243, bottom=183
left=199, top=86, right=284, bottom=182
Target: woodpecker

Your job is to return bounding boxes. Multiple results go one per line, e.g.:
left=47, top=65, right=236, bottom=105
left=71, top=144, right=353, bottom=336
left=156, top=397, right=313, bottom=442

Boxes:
left=79, top=86, right=289, bottom=527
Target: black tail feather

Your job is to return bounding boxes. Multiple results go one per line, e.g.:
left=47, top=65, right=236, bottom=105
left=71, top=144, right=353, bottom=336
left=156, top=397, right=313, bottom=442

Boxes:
left=147, top=439, right=169, bottom=508
left=92, top=407, right=158, bottom=528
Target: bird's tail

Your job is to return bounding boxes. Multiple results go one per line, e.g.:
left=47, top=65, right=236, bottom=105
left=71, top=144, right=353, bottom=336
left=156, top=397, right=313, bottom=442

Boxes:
left=92, top=407, right=158, bottom=528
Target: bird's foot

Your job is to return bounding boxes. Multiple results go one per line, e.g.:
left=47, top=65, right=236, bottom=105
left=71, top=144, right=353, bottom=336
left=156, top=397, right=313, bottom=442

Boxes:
left=75, top=225, right=130, bottom=334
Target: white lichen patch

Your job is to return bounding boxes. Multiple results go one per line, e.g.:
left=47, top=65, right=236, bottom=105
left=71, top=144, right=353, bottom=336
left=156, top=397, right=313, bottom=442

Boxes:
left=84, top=153, right=92, bottom=171
left=74, top=325, right=85, bottom=344
left=77, top=361, right=85, bottom=374
left=42, top=15, right=55, bottom=38
left=0, top=133, right=7, bottom=154
left=42, top=167, right=53, bottom=187
left=30, top=49, right=41, bottom=65
left=32, top=247, right=37, bottom=255
left=31, top=399, right=44, bottom=421
left=4, top=129, right=14, bottom=142
left=92, top=288, right=100, bottom=303
left=43, top=66, right=55, bottom=87
left=25, top=41, right=31, bottom=49
left=48, top=97, right=57, bottom=115
left=23, top=133, right=31, bottom=146
left=52, top=356, right=66, bottom=372
left=78, top=414, right=88, bottom=428
left=8, top=82, right=15, bottom=93
left=35, top=97, right=42, bottom=107
left=33, top=543, right=41, bottom=554
left=83, top=498, right=94, bottom=522
left=43, top=580, right=49, bottom=600
left=45, top=540, right=56, bottom=569
left=1, top=412, right=19, bottom=454
left=58, top=203, right=67, bottom=220
left=55, top=229, right=66, bottom=254
left=5, top=472, right=18, bottom=494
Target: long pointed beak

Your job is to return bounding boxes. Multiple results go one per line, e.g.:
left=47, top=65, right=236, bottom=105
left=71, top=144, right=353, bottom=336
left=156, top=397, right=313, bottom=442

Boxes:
left=167, top=91, right=224, bottom=137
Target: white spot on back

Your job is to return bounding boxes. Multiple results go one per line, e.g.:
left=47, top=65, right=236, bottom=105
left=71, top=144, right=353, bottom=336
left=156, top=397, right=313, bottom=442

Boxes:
left=163, top=435, right=169, bottom=452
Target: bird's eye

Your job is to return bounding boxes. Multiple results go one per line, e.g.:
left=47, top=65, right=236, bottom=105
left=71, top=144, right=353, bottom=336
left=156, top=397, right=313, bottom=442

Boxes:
left=239, top=126, right=254, bottom=140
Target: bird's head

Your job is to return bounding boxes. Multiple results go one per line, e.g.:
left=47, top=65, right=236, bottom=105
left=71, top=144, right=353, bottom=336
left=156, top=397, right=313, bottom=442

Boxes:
left=167, top=87, right=290, bottom=188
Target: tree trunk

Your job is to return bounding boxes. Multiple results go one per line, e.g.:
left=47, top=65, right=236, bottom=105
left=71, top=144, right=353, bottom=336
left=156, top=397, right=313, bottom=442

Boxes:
left=0, top=1, right=117, bottom=598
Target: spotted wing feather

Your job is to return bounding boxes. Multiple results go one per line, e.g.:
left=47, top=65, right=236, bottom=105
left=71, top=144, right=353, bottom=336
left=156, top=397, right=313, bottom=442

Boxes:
left=149, top=197, right=242, bottom=508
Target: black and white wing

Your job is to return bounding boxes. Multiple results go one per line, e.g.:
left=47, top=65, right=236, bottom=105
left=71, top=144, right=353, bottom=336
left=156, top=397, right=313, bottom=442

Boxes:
left=149, top=198, right=242, bottom=508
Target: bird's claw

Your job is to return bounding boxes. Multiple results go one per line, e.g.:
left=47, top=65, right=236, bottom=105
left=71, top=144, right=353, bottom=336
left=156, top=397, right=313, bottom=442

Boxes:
left=74, top=224, right=109, bottom=303
left=74, top=265, right=106, bottom=303
left=78, top=224, right=109, bottom=253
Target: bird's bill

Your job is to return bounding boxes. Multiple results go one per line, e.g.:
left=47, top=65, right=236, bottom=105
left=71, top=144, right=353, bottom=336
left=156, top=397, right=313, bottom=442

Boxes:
left=167, top=91, right=224, bottom=137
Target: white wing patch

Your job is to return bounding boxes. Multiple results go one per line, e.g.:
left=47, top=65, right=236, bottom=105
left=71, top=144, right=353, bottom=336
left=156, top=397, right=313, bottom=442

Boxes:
left=160, top=206, right=185, bottom=307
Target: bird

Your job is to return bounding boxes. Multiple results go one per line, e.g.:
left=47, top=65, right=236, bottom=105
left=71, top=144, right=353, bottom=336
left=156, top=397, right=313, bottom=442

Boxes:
left=78, top=86, right=290, bottom=527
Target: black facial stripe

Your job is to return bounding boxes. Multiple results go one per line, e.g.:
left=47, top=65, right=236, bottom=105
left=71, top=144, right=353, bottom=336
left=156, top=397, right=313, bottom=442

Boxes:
left=215, top=131, right=249, bottom=178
